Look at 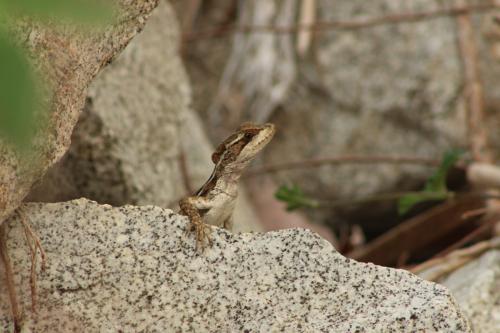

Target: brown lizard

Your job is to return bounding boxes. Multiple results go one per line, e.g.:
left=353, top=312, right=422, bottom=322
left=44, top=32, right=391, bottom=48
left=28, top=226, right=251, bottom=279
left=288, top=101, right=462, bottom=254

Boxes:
left=179, top=123, right=275, bottom=250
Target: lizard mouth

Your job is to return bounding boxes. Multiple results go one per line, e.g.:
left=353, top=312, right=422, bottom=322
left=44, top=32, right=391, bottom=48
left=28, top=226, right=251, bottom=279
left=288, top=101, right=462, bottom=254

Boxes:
left=238, top=123, right=275, bottom=159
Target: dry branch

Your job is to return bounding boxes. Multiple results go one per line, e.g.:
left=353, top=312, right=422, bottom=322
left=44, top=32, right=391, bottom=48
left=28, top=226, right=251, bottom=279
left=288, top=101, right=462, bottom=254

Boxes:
left=181, top=0, right=202, bottom=33
left=347, top=197, right=485, bottom=266
left=296, top=0, right=316, bottom=56
left=0, top=223, right=21, bottom=332
left=184, top=2, right=500, bottom=42
left=433, top=216, right=498, bottom=257
left=467, top=162, right=500, bottom=189
left=412, top=236, right=500, bottom=281
left=180, top=0, right=202, bottom=54
left=246, top=155, right=440, bottom=177
left=178, top=149, right=194, bottom=194
left=455, top=2, right=494, bottom=163
left=18, top=208, right=47, bottom=314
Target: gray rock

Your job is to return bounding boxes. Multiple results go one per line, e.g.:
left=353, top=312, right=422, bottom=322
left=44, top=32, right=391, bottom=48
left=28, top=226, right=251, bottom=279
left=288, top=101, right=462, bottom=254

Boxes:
left=266, top=0, right=467, bottom=229
left=28, top=1, right=190, bottom=207
left=27, top=1, right=262, bottom=232
left=1, top=199, right=470, bottom=332
left=0, top=0, right=159, bottom=224
left=438, top=250, right=500, bottom=333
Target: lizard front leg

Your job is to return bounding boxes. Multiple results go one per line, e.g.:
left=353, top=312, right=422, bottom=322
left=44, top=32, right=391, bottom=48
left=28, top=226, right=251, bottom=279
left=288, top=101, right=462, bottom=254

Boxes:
left=223, top=217, right=233, bottom=230
left=179, top=196, right=213, bottom=251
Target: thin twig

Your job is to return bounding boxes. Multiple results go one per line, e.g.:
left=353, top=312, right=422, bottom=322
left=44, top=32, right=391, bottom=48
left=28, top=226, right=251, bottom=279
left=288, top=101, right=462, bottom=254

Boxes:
left=296, top=0, right=316, bottom=56
left=421, top=257, right=472, bottom=281
left=181, top=0, right=202, bottom=33
left=178, top=149, right=194, bottom=195
left=22, top=223, right=38, bottom=314
left=314, top=191, right=452, bottom=208
left=180, top=0, right=202, bottom=55
left=177, top=116, right=194, bottom=194
left=461, top=207, right=488, bottom=220
left=18, top=209, right=46, bottom=269
left=434, top=216, right=498, bottom=258
left=0, top=223, right=22, bottom=332
left=18, top=208, right=46, bottom=314
left=245, top=155, right=440, bottom=177
left=411, top=237, right=500, bottom=280
left=455, top=1, right=493, bottom=163
left=184, top=2, right=500, bottom=42
left=313, top=191, right=500, bottom=209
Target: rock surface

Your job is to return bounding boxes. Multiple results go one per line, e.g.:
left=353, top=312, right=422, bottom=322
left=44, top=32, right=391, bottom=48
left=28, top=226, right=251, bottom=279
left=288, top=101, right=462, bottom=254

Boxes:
left=27, top=1, right=262, bottom=232
left=0, top=0, right=159, bottom=224
left=436, top=249, right=500, bottom=333
left=1, top=199, right=470, bottom=332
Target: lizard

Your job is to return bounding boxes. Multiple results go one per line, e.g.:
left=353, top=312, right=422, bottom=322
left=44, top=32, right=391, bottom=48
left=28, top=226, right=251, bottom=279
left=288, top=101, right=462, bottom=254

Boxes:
left=179, top=123, right=275, bottom=250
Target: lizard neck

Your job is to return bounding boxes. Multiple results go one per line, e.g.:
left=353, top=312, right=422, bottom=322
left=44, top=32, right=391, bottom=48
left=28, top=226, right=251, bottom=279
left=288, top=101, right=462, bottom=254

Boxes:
left=195, top=155, right=249, bottom=197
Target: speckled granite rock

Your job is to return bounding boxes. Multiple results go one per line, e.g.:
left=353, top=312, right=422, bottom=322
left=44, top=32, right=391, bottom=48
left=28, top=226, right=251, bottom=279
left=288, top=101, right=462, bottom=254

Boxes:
left=433, top=250, right=500, bottom=333
left=0, top=0, right=159, bottom=225
left=27, top=1, right=262, bottom=232
left=1, top=199, right=470, bottom=332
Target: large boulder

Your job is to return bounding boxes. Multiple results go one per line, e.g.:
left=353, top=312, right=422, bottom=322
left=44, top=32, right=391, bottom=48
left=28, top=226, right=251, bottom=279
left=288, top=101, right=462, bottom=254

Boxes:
left=1, top=199, right=470, bottom=332
left=0, top=0, right=159, bottom=224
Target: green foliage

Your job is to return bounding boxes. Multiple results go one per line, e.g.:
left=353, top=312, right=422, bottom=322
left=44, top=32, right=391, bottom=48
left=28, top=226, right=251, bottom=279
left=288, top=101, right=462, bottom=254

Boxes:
left=423, top=149, right=463, bottom=192
left=0, top=0, right=114, bottom=23
left=398, top=149, right=463, bottom=215
left=0, top=0, right=115, bottom=150
left=397, top=191, right=452, bottom=216
left=275, top=184, right=319, bottom=211
left=0, top=33, right=36, bottom=149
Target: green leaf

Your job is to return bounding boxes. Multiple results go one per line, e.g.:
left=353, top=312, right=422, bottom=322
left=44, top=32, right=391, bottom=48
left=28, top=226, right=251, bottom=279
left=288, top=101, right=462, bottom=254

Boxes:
left=424, top=149, right=463, bottom=192
left=398, top=191, right=450, bottom=215
left=0, top=0, right=115, bottom=24
left=0, top=31, right=37, bottom=149
left=398, top=149, right=463, bottom=215
left=275, top=184, right=319, bottom=211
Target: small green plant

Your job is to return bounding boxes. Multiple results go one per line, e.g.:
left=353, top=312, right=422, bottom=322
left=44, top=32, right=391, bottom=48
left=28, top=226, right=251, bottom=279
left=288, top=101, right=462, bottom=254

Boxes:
left=275, top=184, right=319, bottom=211
left=275, top=150, right=464, bottom=215
left=397, top=149, right=463, bottom=215
left=0, top=0, right=114, bottom=150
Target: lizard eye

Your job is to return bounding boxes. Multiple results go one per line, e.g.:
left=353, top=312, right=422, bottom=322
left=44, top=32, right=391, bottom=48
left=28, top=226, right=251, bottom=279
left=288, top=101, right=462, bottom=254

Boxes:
left=211, top=152, right=221, bottom=163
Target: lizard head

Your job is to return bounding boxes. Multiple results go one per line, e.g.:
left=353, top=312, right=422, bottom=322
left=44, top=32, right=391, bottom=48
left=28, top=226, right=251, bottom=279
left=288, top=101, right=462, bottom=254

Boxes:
left=212, top=123, right=275, bottom=165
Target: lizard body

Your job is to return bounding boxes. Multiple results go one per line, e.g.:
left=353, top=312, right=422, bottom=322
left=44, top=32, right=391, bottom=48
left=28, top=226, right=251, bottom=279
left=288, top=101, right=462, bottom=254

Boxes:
left=179, top=123, right=275, bottom=250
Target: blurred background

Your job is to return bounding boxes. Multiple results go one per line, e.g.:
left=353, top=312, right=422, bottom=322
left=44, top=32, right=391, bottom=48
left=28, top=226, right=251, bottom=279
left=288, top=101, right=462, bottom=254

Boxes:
left=170, top=0, right=500, bottom=268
